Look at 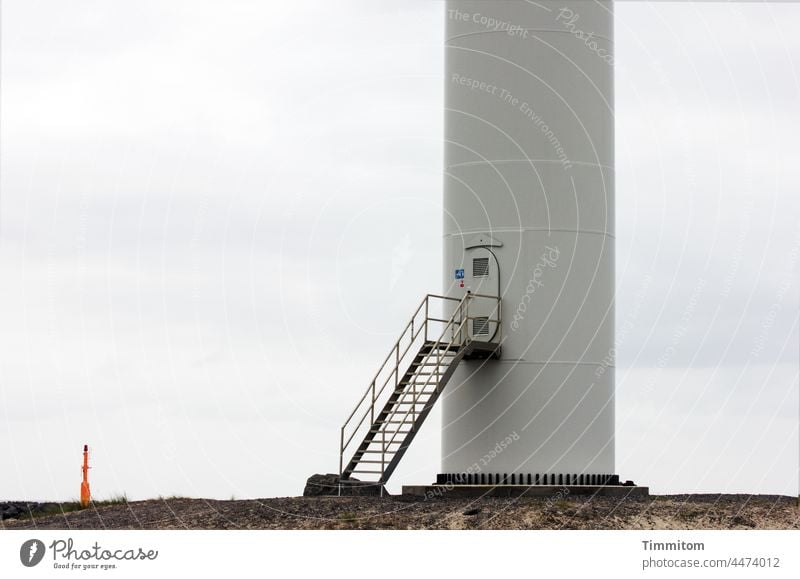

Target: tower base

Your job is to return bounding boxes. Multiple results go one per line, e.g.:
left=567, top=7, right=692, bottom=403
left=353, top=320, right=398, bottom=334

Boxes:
left=402, top=484, right=649, bottom=499
left=436, top=472, right=624, bottom=486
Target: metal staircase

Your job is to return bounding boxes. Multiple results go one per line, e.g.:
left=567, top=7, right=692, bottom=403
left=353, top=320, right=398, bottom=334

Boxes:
left=339, top=292, right=501, bottom=491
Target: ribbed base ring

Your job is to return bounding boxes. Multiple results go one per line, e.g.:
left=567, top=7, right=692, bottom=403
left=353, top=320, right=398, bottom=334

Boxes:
left=436, top=472, right=626, bottom=486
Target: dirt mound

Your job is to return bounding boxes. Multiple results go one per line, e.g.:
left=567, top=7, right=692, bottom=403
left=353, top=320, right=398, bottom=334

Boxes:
left=2, top=494, right=797, bottom=530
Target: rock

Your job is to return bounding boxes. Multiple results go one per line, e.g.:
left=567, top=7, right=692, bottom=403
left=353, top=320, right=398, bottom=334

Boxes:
left=303, top=474, right=340, bottom=496
left=0, top=502, right=56, bottom=520
left=303, top=474, right=386, bottom=497
left=2, top=505, right=21, bottom=519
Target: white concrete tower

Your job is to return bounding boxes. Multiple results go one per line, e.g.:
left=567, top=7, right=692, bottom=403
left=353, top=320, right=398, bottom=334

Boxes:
left=442, top=0, right=616, bottom=484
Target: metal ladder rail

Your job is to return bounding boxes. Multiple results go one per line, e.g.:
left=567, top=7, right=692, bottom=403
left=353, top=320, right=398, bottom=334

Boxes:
left=372, top=293, right=501, bottom=480
left=340, top=295, right=447, bottom=458
left=371, top=298, right=473, bottom=476
left=339, top=294, right=465, bottom=479
left=341, top=346, right=437, bottom=477
left=342, top=295, right=470, bottom=479
left=339, top=298, right=426, bottom=451
left=374, top=346, right=470, bottom=482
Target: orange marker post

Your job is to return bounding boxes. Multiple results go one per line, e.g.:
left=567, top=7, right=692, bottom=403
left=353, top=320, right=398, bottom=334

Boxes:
left=80, top=444, right=91, bottom=507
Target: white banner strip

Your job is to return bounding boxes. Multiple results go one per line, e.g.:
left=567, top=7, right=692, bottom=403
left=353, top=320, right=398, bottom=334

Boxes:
left=1, top=530, right=798, bottom=578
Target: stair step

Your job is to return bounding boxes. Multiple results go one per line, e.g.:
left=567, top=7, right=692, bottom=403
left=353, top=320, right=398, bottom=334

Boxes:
left=392, top=396, right=433, bottom=403
left=398, top=381, right=439, bottom=387
left=339, top=303, right=479, bottom=486
left=355, top=449, right=398, bottom=455
left=377, top=424, right=415, bottom=430
left=397, top=380, right=444, bottom=390
left=357, top=450, right=399, bottom=457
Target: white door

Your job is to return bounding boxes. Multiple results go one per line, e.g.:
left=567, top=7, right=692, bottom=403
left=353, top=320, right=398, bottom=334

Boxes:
left=464, top=247, right=500, bottom=342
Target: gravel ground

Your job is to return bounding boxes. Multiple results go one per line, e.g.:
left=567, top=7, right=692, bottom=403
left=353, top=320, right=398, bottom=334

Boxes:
left=2, top=494, right=798, bottom=530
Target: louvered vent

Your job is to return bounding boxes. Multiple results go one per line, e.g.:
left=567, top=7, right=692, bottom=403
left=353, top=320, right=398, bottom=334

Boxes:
left=472, top=257, right=489, bottom=277
left=472, top=317, right=490, bottom=336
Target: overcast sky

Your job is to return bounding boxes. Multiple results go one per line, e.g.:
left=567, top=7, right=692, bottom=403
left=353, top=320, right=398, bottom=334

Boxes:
left=1, top=0, right=798, bottom=501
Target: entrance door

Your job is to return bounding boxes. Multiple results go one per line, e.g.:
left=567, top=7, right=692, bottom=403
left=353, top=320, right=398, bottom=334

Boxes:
left=464, top=247, right=500, bottom=343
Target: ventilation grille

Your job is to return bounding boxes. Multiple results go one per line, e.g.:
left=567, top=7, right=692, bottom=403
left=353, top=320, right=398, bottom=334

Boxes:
left=472, top=316, right=490, bottom=336
left=472, top=257, right=489, bottom=278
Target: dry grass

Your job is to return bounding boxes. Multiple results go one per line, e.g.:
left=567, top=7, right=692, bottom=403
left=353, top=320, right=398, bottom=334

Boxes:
left=2, top=494, right=798, bottom=530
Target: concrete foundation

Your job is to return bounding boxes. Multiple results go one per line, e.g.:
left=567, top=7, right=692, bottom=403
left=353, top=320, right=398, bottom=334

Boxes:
left=402, top=485, right=649, bottom=499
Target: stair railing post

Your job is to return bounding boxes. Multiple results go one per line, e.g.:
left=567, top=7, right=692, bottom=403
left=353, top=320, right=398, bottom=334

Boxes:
left=462, top=295, right=466, bottom=345
left=381, top=428, right=386, bottom=483
left=424, top=296, right=429, bottom=341
left=450, top=302, right=461, bottom=342
left=339, top=428, right=344, bottom=496
left=497, top=296, right=502, bottom=343
left=461, top=294, right=468, bottom=346
left=371, top=380, right=375, bottom=425
left=437, top=327, right=442, bottom=386
left=462, top=294, right=466, bottom=345
left=412, top=368, right=417, bottom=426
left=395, top=345, right=399, bottom=391
left=467, top=292, right=473, bottom=344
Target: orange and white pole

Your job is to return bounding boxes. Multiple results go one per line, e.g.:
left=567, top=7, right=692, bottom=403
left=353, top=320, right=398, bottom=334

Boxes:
left=80, top=444, right=91, bottom=507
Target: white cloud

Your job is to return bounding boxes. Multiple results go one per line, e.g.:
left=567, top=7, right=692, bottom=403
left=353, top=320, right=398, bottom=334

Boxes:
left=0, top=0, right=797, bottom=500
